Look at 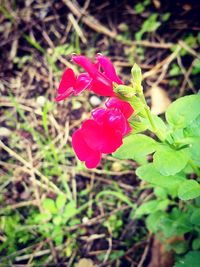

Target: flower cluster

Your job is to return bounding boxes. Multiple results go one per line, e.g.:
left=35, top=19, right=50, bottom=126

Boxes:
left=55, top=54, right=134, bottom=168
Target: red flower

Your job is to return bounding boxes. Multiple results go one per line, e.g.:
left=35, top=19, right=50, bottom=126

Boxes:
left=55, top=54, right=123, bottom=101
left=72, top=98, right=134, bottom=168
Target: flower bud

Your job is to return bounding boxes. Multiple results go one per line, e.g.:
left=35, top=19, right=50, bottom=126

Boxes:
left=114, top=84, right=136, bottom=99
left=131, top=63, right=142, bottom=85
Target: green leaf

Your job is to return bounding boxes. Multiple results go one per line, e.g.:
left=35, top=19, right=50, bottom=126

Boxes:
left=178, top=180, right=200, bottom=200
left=42, top=198, right=57, bottom=214
left=34, top=213, right=52, bottom=223
left=153, top=145, right=189, bottom=176
left=142, top=14, right=161, bottom=33
left=190, top=209, right=200, bottom=226
left=192, top=59, right=200, bottom=75
left=162, top=12, right=171, bottom=22
left=154, top=187, right=168, bottom=199
left=113, top=134, right=158, bottom=164
left=146, top=211, right=164, bottom=233
left=169, top=64, right=181, bottom=76
left=135, top=199, right=169, bottom=218
left=51, top=226, right=63, bottom=246
left=166, top=94, right=200, bottom=129
left=136, top=163, right=185, bottom=193
left=188, top=137, right=200, bottom=166
left=192, top=238, right=200, bottom=250
left=134, top=3, right=145, bottom=14
left=63, top=201, right=77, bottom=221
left=53, top=215, right=62, bottom=226
left=129, top=120, right=148, bottom=134
left=173, top=251, right=200, bottom=267
left=160, top=209, right=192, bottom=238
left=184, top=115, right=200, bottom=137
left=56, top=194, right=67, bottom=210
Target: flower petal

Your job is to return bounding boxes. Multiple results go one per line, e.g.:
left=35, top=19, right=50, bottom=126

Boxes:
left=72, top=129, right=101, bottom=168
left=72, top=55, right=98, bottom=78
left=81, top=119, right=123, bottom=154
left=101, top=109, right=130, bottom=136
left=58, top=68, right=76, bottom=94
left=105, top=97, right=134, bottom=118
left=89, top=80, right=115, bottom=96
left=96, top=54, right=123, bottom=84
left=74, top=73, right=92, bottom=94
left=91, top=108, right=107, bottom=121
left=55, top=87, right=74, bottom=102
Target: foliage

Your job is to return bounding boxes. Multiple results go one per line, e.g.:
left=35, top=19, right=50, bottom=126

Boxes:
left=114, top=64, right=200, bottom=263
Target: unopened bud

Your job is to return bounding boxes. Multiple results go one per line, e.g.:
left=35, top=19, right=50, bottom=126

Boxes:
left=131, top=63, right=142, bottom=85
left=114, top=84, right=136, bottom=99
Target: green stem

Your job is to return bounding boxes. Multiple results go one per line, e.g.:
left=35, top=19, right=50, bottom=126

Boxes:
left=137, top=86, right=164, bottom=141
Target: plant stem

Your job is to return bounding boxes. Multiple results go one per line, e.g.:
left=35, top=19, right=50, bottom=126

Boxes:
left=137, top=86, right=164, bottom=141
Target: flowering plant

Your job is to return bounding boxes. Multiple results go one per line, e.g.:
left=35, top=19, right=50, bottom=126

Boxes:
left=56, top=54, right=200, bottom=257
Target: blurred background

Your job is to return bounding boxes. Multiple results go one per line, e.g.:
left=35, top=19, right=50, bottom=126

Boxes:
left=0, top=0, right=200, bottom=266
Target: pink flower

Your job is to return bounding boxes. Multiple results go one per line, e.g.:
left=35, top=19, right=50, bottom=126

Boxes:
left=55, top=54, right=123, bottom=101
left=105, top=97, right=134, bottom=119
left=72, top=98, right=134, bottom=168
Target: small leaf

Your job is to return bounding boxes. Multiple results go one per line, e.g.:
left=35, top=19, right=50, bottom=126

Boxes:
left=146, top=211, right=164, bottom=233
left=53, top=215, right=62, bottom=226
left=56, top=194, right=67, bottom=210
left=42, top=198, right=57, bottom=214
left=166, top=94, right=200, bottom=129
left=153, top=145, right=189, bottom=176
left=178, top=180, right=200, bottom=200
left=113, top=134, right=158, bottom=164
left=63, top=201, right=77, bottom=221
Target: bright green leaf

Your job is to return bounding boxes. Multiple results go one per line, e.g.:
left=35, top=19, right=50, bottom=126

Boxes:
left=42, top=198, right=57, bottom=214
left=136, top=163, right=185, bottom=193
left=63, top=201, right=77, bottom=221
left=166, top=94, right=200, bottom=129
left=184, top=115, right=200, bottom=137
left=178, top=180, right=200, bottom=200
left=135, top=199, right=169, bottom=218
left=53, top=215, right=62, bottom=226
left=153, top=145, right=189, bottom=176
left=34, top=213, right=52, bottom=223
left=56, top=194, right=67, bottom=210
left=113, top=134, right=158, bottom=164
